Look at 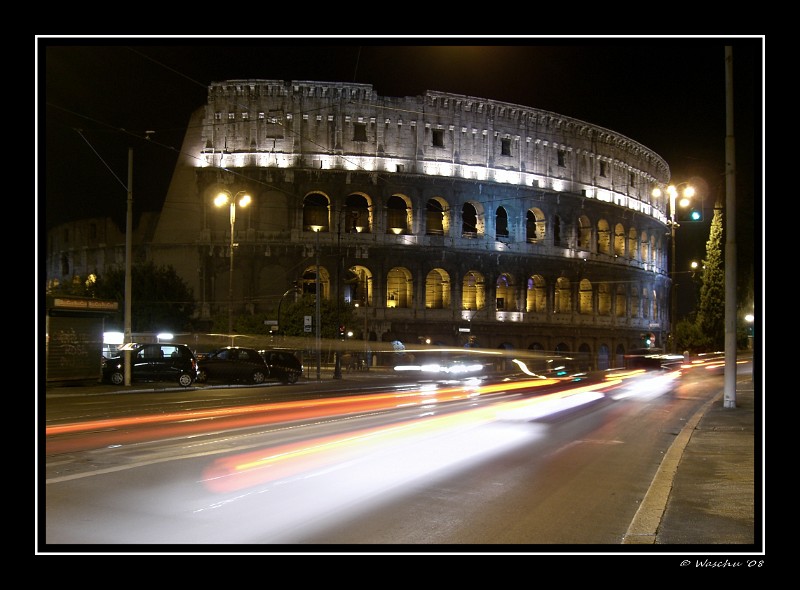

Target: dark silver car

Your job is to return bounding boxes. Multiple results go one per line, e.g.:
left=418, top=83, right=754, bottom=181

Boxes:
left=102, top=343, right=198, bottom=387
left=196, top=347, right=270, bottom=385
left=260, top=350, right=303, bottom=384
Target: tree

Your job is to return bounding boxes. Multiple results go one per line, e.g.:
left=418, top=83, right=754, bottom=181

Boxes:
left=674, top=315, right=705, bottom=354
left=280, top=295, right=353, bottom=339
left=694, top=203, right=725, bottom=352
left=93, top=261, right=196, bottom=332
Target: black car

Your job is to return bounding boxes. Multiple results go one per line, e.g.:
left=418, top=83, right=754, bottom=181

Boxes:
left=260, top=350, right=303, bottom=384
left=197, top=347, right=270, bottom=385
left=102, top=343, right=198, bottom=387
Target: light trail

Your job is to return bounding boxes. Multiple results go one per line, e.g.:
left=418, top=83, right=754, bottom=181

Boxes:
left=201, top=379, right=622, bottom=493
left=45, top=377, right=563, bottom=437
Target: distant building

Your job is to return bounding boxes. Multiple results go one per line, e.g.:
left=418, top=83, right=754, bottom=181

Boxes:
left=46, top=80, right=674, bottom=370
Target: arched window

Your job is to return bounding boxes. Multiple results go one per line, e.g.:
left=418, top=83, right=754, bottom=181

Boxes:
left=527, top=208, right=546, bottom=243
left=495, top=206, right=509, bottom=239
left=577, top=215, right=592, bottom=250
left=302, top=265, right=330, bottom=300
left=640, top=230, right=650, bottom=263
left=615, top=343, right=626, bottom=369
left=627, top=228, right=638, bottom=260
left=425, top=198, right=448, bottom=236
left=597, top=219, right=611, bottom=255
left=348, top=265, right=372, bottom=306
left=462, top=271, right=485, bottom=310
left=303, top=192, right=329, bottom=231
left=526, top=274, right=546, bottom=313
left=386, top=267, right=412, bottom=308
left=555, top=277, right=571, bottom=313
left=461, top=203, right=479, bottom=237
left=495, top=273, right=515, bottom=311
left=425, top=268, right=451, bottom=309
left=578, top=343, right=592, bottom=371
left=386, top=195, right=408, bottom=234
left=614, top=223, right=626, bottom=257
left=345, top=193, right=370, bottom=233
left=579, top=279, right=593, bottom=314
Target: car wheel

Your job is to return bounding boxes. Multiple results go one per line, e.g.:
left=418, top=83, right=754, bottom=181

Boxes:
left=178, top=373, right=194, bottom=387
left=197, top=369, right=207, bottom=383
left=252, top=370, right=266, bottom=384
left=287, top=372, right=299, bottom=384
left=110, top=371, right=124, bottom=386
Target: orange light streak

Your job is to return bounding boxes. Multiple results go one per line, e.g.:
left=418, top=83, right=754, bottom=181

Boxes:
left=46, top=378, right=562, bottom=438
left=202, top=379, right=619, bottom=493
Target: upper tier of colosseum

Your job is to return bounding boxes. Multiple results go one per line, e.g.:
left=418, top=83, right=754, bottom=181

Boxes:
left=192, top=80, right=671, bottom=224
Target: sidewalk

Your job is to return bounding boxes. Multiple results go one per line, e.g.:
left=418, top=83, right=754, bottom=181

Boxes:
left=623, top=371, right=759, bottom=547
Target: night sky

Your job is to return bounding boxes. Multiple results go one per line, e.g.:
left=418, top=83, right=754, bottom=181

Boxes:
left=39, top=37, right=762, bottom=308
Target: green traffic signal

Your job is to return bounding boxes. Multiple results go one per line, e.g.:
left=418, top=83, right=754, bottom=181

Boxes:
left=677, top=205, right=703, bottom=222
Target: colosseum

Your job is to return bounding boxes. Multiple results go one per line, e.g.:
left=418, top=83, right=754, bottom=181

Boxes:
left=47, top=79, right=675, bottom=371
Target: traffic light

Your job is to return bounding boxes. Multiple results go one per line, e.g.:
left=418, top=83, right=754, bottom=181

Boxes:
left=676, top=198, right=703, bottom=222
left=338, top=324, right=346, bottom=338
left=641, top=332, right=654, bottom=348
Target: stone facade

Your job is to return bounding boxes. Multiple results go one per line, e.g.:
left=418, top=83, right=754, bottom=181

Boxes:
left=46, top=79, right=675, bottom=369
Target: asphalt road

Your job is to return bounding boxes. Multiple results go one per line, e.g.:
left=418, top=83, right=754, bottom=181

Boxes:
left=42, top=369, right=738, bottom=549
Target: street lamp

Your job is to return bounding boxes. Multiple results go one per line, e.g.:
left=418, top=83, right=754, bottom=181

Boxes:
left=215, top=189, right=251, bottom=344
left=653, top=183, right=694, bottom=352
left=310, top=225, right=323, bottom=381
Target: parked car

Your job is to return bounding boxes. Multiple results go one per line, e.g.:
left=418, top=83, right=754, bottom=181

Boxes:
left=101, top=343, right=198, bottom=387
left=196, top=347, right=270, bottom=384
left=260, top=350, right=303, bottom=384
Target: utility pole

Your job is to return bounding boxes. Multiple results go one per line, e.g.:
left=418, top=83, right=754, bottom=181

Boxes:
left=123, top=148, right=133, bottom=386
left=723, top=45, right=738, bottom=408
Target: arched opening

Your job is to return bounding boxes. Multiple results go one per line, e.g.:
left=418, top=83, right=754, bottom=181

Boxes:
left=425, top=268, right=451, bottom=309
left=303, top=192, right=329, bottom=231
left=461, top=202, right=479, bottom=237
left=462, top=271, right=486, bottom=310
left=425, top=198, right=448, bottom=235
left=495, top=273, right=515, bottom=311
left=344, top=193, right=370, bottom=233
left=386, top=267, right=412, bottom=308
left=386, top=195, right=408, bottom=234
left=495, top=206, right=509, bottom=239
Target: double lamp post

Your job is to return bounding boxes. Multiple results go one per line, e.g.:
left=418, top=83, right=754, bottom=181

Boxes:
left=653, top=182, right=695, bottom=352
left=215, top=190, right=251, bottom=344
